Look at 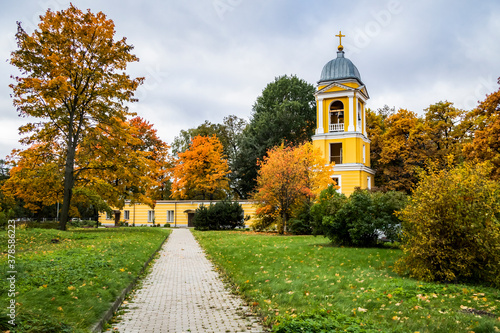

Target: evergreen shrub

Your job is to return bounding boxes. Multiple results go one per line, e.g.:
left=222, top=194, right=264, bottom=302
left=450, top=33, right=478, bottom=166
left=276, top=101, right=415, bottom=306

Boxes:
left=315, top=187, right=406, bottom=246
left=193, top=199, right=246, bottom=230
left=288, top=201, right=314, bottom=235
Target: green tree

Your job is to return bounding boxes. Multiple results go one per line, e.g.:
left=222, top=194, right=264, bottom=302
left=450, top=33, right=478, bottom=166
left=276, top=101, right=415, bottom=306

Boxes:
left=9, top=5, right=143, bottom=230
left=235, top=75, right=316, bottom=197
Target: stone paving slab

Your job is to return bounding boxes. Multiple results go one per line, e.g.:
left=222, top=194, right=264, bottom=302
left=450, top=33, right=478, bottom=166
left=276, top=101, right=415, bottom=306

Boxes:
left=113, top=228, right=264, bottom=333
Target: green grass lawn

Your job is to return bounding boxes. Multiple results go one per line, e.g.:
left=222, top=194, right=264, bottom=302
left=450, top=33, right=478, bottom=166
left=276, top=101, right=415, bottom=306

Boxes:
left=194, top=231, right=500, bottom=333
left=0, top=227, right=170, bottom=332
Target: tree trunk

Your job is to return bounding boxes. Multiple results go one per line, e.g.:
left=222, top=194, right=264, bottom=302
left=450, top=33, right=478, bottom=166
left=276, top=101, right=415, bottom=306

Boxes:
left=59, top=145, right=76, bottom=231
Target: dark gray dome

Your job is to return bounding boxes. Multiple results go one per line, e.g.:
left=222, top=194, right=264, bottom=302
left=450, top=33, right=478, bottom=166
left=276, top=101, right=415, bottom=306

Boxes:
left=319, top=51, right=363, bottom=84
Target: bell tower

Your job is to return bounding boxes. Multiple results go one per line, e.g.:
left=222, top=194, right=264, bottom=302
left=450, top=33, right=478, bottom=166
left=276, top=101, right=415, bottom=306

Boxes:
left=312, top=32, right=375, bottom=195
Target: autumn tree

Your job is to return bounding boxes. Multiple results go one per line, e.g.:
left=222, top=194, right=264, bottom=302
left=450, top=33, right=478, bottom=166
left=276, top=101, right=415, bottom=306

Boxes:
left=2, top=143, right=63, bottom=215
left=172, top=115, right=247, bottom=197
left=252, top=142, right=333, bottom=234
left=9, top=5, right=143, bottom=229
left=463, top=78, right=500, bottom=179
left=235, top=75, right=316, bottom=197
left=128, top=117, right=171, bottom=200
left=3, top=116, right=170, bottom=223
left=171, top=135, right=230, bottom=200
left=366, top=105, right=394, bottom=186
left=422, top=101, right=467, bottom=166
left=372, top=108, right=427, bottom=193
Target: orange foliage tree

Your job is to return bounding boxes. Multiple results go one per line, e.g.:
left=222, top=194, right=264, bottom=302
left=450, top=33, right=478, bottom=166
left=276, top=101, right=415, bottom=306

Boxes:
left=9, top=5, right=143, bottom=229
left=3, top=116, right=170, bottom=222
left=171, top=135, right=230, bottom=200
left=3, top=143, right=63, bottom=214
left=463, top=78, right=500, bottom=179
left=252, top=142, right=333, bottom=234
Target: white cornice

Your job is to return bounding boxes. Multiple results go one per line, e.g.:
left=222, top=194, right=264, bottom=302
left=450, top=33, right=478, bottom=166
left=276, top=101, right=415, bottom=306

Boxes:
left=316, top=79, right=370, bottom=100
left=312, top=132, right=371, bottom=143
left=333, top=163, right=375, bottom=175
left=316, top=90, right=355, bottom=100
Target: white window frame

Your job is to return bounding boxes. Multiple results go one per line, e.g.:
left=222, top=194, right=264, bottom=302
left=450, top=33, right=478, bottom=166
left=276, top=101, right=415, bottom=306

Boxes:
left=332, top=175, right=342, bottom=193
left=124, top=210, right=130, bottom=220
left=147, top=210, right=155, bottom=223
left=367, top=176, right=372, bottom=190
left=329, top=143, right=343, bottom=165
left=167, top=210, right=174, bottom=223
left=328, top=100, right=345, bottom=132
left=106, top=211, right=112, bottom=220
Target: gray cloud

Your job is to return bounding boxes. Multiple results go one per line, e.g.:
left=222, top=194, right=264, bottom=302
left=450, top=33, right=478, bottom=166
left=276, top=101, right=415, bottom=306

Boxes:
left=1, top=0, right=499, bottom=159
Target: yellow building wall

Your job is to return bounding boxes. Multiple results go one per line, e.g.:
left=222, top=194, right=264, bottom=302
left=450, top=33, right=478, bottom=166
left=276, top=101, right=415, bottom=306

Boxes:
left=332, top=170, right=374, bottom=196
left=313, top=137, right=370, bottom=166
left=99, top=200, right=257, bottom=227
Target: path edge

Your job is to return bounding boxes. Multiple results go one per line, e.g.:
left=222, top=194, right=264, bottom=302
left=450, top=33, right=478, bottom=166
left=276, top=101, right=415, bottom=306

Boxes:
left=90, top=228, right=172, bottom=333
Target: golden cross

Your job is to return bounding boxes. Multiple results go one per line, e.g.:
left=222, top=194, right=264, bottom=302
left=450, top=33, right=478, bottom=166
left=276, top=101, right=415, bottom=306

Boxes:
left=336, top=30, right=345, bottom=51
left=336, top=31, right=345, bottom=45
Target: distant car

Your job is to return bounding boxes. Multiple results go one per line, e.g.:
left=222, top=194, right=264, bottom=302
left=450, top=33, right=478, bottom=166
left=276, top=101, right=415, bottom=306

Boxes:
left=71, top=218, right=81, bottom=222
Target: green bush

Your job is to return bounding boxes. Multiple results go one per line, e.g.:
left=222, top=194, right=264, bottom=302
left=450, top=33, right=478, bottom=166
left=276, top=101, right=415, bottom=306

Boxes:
left=0, top=209, right=15, bottom=229
left=68, top=219, right=98, bottom=228
left=164, top=223, right=171, bottom=227
left=288, top=201, right=314, bottom=235
left=318, top=188, right=407, bottom=246
left=372, top=190, right=408, bottom=242
left=193, top=199, right=246, bottom=231
left=395, top=162, right=500, bottom=287
left=310, top=185, right=347, bottom=236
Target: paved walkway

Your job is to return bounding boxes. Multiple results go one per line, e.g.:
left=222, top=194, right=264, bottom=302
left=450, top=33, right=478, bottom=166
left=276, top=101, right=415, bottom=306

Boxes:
left=113, top=229, right=264, bottom=332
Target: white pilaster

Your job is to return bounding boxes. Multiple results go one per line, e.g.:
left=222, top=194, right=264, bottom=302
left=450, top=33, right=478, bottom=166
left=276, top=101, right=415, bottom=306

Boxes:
left=316, top=97, right=324, bottom=134
left=347, top=96, right=355, bottom=132
left=363, top=103, right=367, bottom=135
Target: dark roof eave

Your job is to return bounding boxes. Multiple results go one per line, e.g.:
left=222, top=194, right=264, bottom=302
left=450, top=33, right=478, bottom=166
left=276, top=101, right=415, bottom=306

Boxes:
left=317, top=77, right=364, bottom=86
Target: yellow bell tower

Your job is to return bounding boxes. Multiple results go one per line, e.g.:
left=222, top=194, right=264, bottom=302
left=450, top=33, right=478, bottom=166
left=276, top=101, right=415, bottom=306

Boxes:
left=312, top=31, right=375, bottom=195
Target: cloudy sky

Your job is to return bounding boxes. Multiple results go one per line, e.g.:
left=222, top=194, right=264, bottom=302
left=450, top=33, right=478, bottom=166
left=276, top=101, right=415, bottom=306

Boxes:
left=1, top=0, right=499, bottom=159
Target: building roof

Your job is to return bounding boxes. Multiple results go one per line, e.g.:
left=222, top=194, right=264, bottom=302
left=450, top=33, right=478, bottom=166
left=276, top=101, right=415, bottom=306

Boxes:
left=319, top=50, right=363, bottom=85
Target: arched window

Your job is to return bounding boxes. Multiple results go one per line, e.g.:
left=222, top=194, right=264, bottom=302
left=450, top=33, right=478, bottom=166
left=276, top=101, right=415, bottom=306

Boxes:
left=329, top=101, right=344, bottom=132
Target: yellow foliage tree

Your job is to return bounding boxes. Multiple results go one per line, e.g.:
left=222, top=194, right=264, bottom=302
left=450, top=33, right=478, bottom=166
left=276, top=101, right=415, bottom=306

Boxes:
left=252, top=142, right=333, bottom=234
left=377, top=109, right=426, bottom=193
left=395, top=161, right=500, bottom=287
left=171, top=135, right=230, bottom=200
left=463, top=78, right=500, bottom=179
